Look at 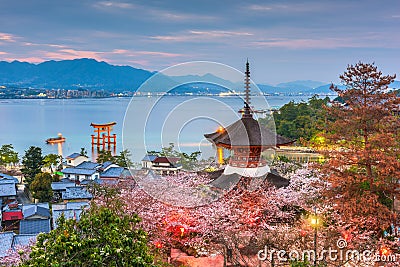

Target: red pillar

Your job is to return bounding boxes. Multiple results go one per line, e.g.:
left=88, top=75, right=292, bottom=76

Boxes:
left=96, top=129, right=101, bottom=147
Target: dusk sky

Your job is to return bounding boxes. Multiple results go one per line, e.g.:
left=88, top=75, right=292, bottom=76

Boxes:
left=0, top=0, right=399, bottom=84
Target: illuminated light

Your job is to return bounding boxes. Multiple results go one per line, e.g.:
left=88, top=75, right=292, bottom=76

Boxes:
left=309, top=214, right=321, bottom=228
left=217, top=146, right=224, bottom=165
left=180, top=227, right=185, bottom=237
left=342, top=231, right=352, bottom=242
left=380, top=246, right=391, bottom=256
left=154, top=241, right=163, bottom=249
left=300, top=230, right=307, bottom=237
left=217, top=126, right=224, bottom=133
left=310, top=218, right=319, bottom=226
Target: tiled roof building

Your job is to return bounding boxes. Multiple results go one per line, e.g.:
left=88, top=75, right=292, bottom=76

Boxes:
left=62, top=187, right=93, bottom=202
left=19, top=219, right=51, bottom=235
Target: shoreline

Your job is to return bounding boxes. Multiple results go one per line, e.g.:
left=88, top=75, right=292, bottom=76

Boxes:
left=0, top=93, right=337, bottom=100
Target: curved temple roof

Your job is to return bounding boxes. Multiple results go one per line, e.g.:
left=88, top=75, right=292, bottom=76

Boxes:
left=204, top=117, right=294, bottom=148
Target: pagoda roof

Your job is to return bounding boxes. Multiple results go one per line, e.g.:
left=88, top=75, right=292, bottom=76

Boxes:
left=204, top=117, right=294, bottom=148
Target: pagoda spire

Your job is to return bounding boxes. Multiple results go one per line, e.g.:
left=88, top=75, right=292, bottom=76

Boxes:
left=242, top=59, right=253, bottom=118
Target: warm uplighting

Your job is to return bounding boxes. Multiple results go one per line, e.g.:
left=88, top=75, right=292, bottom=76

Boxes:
left=217, top=126, right=224, bottom=133
left=342, top=231, right=352, bottom=242
left=154, top=241, right=163, bottom=249
left=180, top=227, right=185, bottom=237
left=310, top=216, right=320, bottom=228
left=217, top=146, right=224, bottom=165
left=300, top=230, right=307, bottom=237
left=309, top=209, right=321, bottom=267
left=380, top=246, right=391, bottom=256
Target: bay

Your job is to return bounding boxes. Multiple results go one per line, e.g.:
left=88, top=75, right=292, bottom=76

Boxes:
left=0, top=95, right=313, bottom=162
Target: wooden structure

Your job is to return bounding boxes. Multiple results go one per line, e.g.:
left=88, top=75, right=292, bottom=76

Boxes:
left=90, top=122, right=117, bottom=150
left=205, top=61, right=294, bottom=173
left=46, top=133, right=66, bottom=144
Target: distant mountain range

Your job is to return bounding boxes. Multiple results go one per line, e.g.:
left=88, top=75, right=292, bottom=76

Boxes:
left=0, top=58, right=154, bottom=91
left=0, top=58, right=398, bottom=95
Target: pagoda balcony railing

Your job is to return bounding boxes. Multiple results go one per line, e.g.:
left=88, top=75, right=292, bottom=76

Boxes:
left=229, top=160, right=267, bottom=168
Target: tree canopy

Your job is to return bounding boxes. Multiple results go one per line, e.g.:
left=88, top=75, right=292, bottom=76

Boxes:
left=96, top=150, right=115, bottom=164
left=22, top=203, right=159, bottom=267
left=96, top=149, right=133, bottom=167
left=29, top=172, right=57, bottom=202
left=21, top=146, right=43, bottom=185
left=0, top=144, right=19, bottom=167
left=261, top=95, right=329, bottom=143
left=316, top=62, right=400, bottom=234
left=114, top=149, right=133, bottom=168
left=80, top=147, right=88, bottom=157
left=43, top=153, right=62, bottom=173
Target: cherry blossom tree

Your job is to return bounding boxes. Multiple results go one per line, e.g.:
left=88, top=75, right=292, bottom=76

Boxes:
left=93, top=162, right=327, bottom=266
left=1, top=244, right=32, bottom=267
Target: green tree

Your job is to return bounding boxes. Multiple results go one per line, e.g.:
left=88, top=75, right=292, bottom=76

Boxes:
left=180, top=151, right=201, bottom=170
left=96, top=150, right=115, bottom=164
left=43, top=153, right=62, bottom=173
left=29, top=172, right=54, bottom=202
left=114, top=149, right=133, bottom=167
left=22, top=203, right=159, bottom=266
left=261, top=96, right=329, bottom=143
left=21, top=146, right=43, bottom=185
left=0, top=144, right=19, bottom=167
left=158, top=142, right=180, bottom=157
left=80, top=147, right=88, bottom=157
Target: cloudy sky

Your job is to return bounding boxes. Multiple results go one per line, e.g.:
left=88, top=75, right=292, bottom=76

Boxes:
left=0, top=0, right=399, bottom=84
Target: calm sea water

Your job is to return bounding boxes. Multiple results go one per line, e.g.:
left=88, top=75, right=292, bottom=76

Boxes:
left=0, top=95, right=311, bottom=162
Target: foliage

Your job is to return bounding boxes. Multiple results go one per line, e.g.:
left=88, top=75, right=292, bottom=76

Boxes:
left=96, top=149, right=114, bottom=163
left=114, top=149, right=133, bottom=167
left=96, top=149, right=133, bottom=168
left=43, top=153, right=62, bottom=173
left=21, top=146, right=43, bottom=185
left=80, top=147, right=88, bottom=157
left=0, top=144, right=19, bottom=167
left=261, top=95, right=329, bottom=143
left=105, top=162, right=326, bottom=265
left=316, top=62, right=400, bottom=235
left=21, top=202, right=160, bottom=266
left=29, top=172, right=56, bottom=202
left=1, top=244, right=33, bottom=267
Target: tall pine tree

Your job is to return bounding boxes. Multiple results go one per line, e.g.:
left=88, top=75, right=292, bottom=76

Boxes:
left=317, top=62, right=400, bottom=234
left=21, top=146, right=44, bottom=185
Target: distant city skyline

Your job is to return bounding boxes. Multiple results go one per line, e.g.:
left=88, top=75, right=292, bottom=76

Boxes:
left=0, top=0, right=399, bottom=84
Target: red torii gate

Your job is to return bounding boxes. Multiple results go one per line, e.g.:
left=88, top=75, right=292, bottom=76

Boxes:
left=90, top=122, right=117, bottom=150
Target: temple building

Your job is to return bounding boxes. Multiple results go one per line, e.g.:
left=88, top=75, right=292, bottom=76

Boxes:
left=205, top=61, right=294, bottom=183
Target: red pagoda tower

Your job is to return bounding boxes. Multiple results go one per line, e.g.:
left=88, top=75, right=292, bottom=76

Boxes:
left=204, top=61, right=293, bottom=178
